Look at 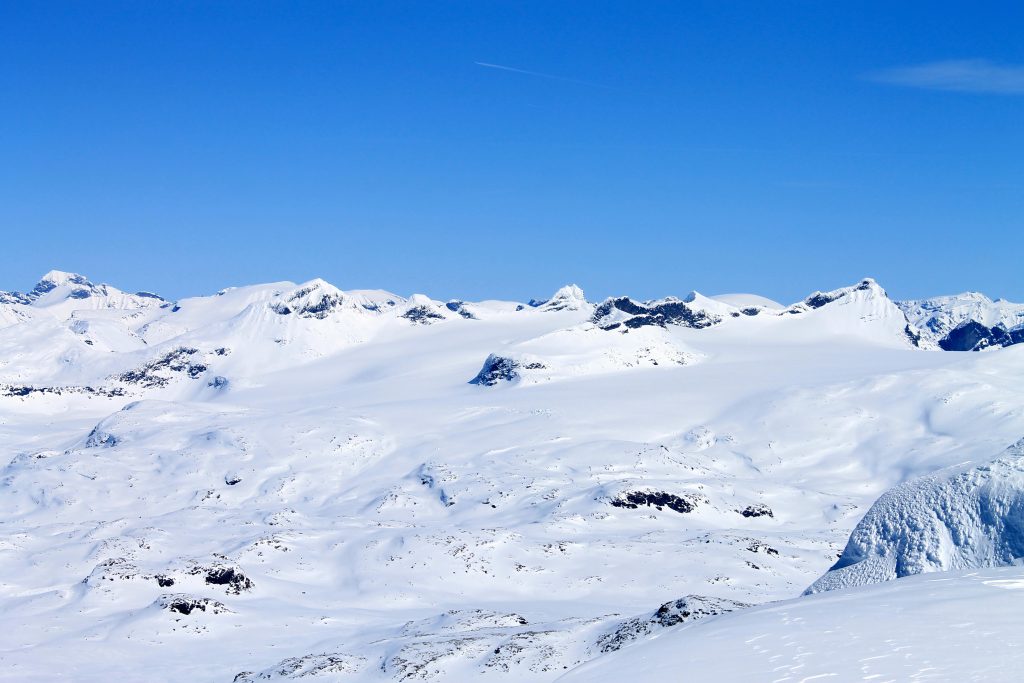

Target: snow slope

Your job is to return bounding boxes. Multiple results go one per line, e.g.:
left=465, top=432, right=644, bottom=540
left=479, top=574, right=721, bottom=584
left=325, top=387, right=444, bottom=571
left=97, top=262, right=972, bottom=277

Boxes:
left=2, top=271, right=1024, bottom=681
left=561, top=566, right=1024, bottom=683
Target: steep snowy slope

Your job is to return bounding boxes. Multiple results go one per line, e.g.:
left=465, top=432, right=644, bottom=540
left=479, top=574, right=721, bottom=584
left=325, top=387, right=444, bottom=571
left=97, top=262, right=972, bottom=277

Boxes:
left=785, top=278, right=927, bottom=348
left=3, top=272, right=1024, bottom=682
left=806, top=437, right=1024, bottom=593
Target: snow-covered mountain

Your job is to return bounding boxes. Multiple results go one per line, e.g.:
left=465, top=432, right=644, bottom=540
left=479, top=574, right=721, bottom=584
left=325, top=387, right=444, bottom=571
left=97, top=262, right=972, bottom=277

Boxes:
left=899, top=291, right=1024, bottom=351
left=2, top=271, right=1024, bottom=682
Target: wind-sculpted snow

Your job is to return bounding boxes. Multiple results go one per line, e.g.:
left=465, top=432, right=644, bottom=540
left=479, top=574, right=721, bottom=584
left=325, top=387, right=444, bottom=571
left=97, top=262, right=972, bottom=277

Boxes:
left=3, top=271, right=1024, bottom=681
left=806, top=438, right=1024, bottom=594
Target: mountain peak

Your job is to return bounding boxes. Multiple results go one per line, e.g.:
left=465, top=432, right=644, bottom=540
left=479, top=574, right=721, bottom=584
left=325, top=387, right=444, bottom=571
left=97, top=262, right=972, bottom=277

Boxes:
left=801, top=278, right=888, bottom=310
left=540, top=284, right=587, bottom=311
left=39, top=270, right=90, bottom=286
left=33, top=270, right=91, bottom=296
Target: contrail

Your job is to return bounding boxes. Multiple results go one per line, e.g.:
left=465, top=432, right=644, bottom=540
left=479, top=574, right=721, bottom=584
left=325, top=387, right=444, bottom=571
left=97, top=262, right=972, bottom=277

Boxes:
left=474, top=61, right=610, bottom=88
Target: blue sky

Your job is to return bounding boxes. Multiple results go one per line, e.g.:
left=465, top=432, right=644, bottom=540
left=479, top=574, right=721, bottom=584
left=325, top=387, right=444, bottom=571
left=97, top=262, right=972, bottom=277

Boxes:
left=1, top=1, right=1021, bottom=304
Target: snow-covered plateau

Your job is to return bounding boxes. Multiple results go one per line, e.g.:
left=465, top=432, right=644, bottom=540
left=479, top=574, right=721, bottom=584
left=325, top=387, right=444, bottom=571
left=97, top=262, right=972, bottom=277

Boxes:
left=2, top=271, right=1024, bottom=682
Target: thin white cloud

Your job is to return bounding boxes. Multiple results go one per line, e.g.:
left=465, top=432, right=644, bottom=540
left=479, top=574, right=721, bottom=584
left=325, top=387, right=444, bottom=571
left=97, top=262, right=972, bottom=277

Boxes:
left=474, top=61, right=610, bottom=88
left=867, top=59, right=1024, bottom=94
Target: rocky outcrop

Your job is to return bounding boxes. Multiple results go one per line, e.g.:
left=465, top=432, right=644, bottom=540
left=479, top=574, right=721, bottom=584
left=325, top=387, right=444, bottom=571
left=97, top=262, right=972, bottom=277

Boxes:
left=591, top=297, right=721, bottom=331
left=596, top=595, right=750, bottom=653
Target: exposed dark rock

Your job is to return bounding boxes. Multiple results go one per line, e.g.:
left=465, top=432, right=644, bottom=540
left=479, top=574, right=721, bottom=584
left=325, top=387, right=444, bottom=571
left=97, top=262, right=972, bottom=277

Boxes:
left=803, top=279, right=881, bottom=310
left=0, top=290, right=32, bottom=305
left=470, top=355, right=545, bottom=386
left=402, top=305, right=445, bottom=324
left=159, top=595, right=229, bottom=616
left=445, top=300, right=477, bottom=319
left=270, top=285, right=348, bottom=319
left=938, top=320, right=1024, bottom=351
left=0, top=384, right=126, bottom=399
left=739, top=503, right=774, bottom=518
left=198, top=565, right=254, bottom=594
left=611, top=490, right=702, bottom=514
left=155, top=575, right=175, bottom=587
left=939, top=320, right=991, bottom=351
left=904, top=324, right=923, bottom=348
left=745, top=540, right=779, bottom=555
left=805, top=291, right=843, bottom=309
left=117, top=347, right=206, bottom=388
left=31, top=273, right=90, bottom=298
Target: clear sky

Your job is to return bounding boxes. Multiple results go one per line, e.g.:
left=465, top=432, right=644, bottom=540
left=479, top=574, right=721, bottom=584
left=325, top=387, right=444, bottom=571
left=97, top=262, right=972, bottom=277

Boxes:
left=2, top=1, right=1021, bottom=304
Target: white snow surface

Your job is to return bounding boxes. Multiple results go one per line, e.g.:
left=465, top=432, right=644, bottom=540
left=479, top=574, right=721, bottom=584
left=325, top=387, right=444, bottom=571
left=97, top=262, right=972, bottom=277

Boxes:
left=2, top=272, right=1024, bottom=682
left=709, top=292, right=785, bottom=310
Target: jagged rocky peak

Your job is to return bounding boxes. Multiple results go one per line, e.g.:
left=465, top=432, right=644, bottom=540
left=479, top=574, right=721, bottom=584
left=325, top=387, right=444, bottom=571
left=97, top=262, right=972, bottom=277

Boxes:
left=806, top=438, right=1024, bottom=595
left=269, top=279, right=357, bottom=319
left=591, top=294, right=722, bottom=331
left=538, top=284, right=588, bottom=311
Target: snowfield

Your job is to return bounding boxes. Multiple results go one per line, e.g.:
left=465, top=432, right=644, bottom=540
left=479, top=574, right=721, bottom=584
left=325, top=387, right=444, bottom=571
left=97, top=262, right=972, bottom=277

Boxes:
left=2, top=271, right=1024, bottom=682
